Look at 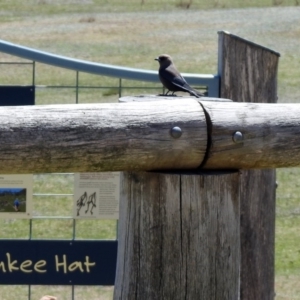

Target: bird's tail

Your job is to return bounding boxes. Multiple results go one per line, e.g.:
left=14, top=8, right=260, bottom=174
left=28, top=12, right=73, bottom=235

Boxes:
left=189, top=88, right=204, bottom=98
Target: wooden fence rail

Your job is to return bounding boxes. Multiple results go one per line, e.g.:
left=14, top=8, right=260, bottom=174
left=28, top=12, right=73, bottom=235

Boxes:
left=0, top=98, right=299, bottom=173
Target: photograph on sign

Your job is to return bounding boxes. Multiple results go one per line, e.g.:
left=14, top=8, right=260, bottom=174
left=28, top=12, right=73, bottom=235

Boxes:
left=73, top=172, right=120, bottom=219
left=0, top=174, right=33, bottom=219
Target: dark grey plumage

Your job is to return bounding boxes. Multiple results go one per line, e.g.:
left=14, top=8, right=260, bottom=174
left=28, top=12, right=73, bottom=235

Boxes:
left=155, top=54, right=204, bottom=98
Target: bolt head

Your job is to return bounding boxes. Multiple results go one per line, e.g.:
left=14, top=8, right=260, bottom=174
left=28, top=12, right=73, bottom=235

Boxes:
left=232, top=131, right=243, bottom=143
left=170, top=126, right=182, bottom=139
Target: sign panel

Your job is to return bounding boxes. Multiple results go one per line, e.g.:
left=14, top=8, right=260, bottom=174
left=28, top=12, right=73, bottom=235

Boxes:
left=73, top=173, right=120, bottom=219
left=0, top=174, right=33, bottom=219
left=0, top=240, right=117, bottom=285
left=0, top=86, right=35, bottom=106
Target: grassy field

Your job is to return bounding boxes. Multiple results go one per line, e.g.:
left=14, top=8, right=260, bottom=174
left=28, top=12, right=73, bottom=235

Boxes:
left=1, top=1, right=300, bottom=299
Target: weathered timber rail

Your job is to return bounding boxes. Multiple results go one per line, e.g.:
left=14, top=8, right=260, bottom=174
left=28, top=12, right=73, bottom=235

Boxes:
left=0, top=96, right=299, bottom=173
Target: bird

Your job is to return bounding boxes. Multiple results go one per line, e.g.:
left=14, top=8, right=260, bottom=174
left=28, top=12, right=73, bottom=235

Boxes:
left=155, top=54, right=204, bottom=98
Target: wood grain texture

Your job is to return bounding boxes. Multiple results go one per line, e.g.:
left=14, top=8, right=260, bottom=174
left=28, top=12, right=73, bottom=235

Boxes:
left=0, top=99, right=206, bottom=173
left=240, top=169, right=276, bottom=300
left=114, top=171, right=240, bottom=300
left=201, top=101, right=300, bottom=169
left=217, top=31, right=278, bottom=300
left=217, top=31, right=279, bottom=104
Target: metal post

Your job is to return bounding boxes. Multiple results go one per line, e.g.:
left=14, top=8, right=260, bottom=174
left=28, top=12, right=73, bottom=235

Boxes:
left=71, top=285, right=75, bottom=300
left=28, top=284, right=31, bottom=300
left=72, top=218, right=76, bottom=240
left=29, top=219, right=33, bottom=240
left=76, top=71, right=79, bottom=104
left=32, top=61, right=35, bottom=86
left=119, top=78, right=122, bottom=98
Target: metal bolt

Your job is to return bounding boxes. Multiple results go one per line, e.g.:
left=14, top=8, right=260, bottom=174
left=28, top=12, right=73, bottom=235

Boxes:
left=232, top=131, right=243, bottom=143
left=170, top=126, right=182, bottom=139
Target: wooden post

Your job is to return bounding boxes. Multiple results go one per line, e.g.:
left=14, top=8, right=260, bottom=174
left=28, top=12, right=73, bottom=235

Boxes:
left=217, top=31, right=279, bottom=300
left=114, top=171, right=240, bottom=299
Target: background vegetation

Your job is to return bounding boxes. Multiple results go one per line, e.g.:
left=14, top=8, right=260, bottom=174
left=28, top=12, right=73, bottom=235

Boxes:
left=0, top=1, right=299, bottom=299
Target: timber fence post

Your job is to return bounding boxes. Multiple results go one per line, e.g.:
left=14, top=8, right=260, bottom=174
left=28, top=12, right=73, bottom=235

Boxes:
left=114, top=171, right=240, bottom=299
left=217, top=31, right=279, bottom=300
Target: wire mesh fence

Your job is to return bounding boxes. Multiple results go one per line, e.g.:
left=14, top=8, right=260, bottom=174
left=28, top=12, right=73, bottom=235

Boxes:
left=0, top=173, right=117, bottom=300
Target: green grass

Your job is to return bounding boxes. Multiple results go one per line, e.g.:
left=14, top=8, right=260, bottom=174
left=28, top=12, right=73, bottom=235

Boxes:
left=275, top=169, right=300, bottom=299
left=1, top=1, right=300, bottom=299
left=276, top=217, right=300, bottom=275
left=276, top=169, right=300, bottom=275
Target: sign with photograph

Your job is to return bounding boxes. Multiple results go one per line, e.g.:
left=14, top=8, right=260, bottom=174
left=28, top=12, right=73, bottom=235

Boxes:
left=0, top=174, right=33, bottom=219
left=73, top=172, right=120, bottom=219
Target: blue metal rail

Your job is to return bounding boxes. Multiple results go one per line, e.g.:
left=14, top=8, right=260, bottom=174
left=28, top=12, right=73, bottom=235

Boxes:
left=0, top=39, right=220, bottom=97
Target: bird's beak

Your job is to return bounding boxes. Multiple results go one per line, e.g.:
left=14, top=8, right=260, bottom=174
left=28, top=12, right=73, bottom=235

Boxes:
left=154, top=57, right=160, bottom=61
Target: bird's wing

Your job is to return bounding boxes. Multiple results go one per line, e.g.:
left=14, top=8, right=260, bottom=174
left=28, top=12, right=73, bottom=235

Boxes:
left=159, top=67, right=191, bottom=91
left=172, top=76, right=190, bottom=88
left=159, top=65, right=203, bottom=97
left=171, top=75, right=200, bottom=95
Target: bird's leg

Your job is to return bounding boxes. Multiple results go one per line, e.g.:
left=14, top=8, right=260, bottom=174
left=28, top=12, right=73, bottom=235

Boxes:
left=165, top=90, right=170, bottom=95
